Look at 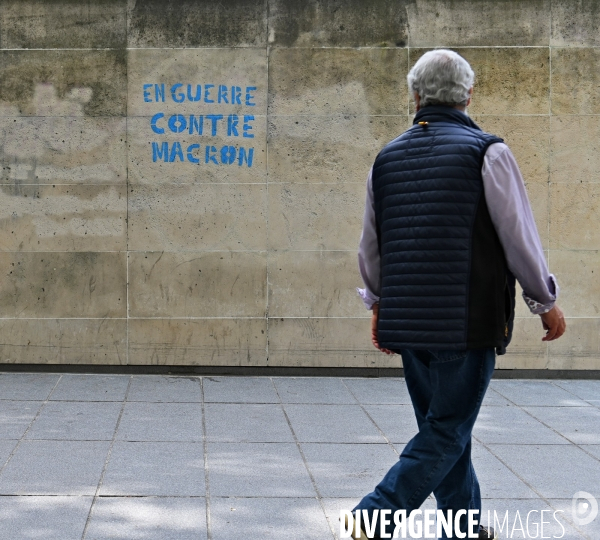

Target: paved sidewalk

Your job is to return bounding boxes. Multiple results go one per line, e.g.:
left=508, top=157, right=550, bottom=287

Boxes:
left=0, top=374, right=599, bottom=539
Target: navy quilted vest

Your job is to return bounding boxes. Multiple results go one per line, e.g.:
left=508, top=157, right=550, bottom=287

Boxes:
left=373, top=106, right=515, bottom=353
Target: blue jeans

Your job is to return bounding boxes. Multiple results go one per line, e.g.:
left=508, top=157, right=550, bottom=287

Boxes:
left=354, top=348, right=495, bottom=538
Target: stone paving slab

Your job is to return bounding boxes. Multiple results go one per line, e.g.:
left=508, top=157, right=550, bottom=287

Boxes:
left=488, top=444, right=600, bottom=499
left=210, top=496, right=332, bottom=540
left=115, top=402, right=203, bottom=442
left=207, top=442, right=316, bottom=497
left=0, top=400, right=43, bottom=439
left=127, top=375, right=202, bottom=403
left=0, top=495, right=92, bottom=540
left=480, top=387, right=514, bottom=407
left=203, top=376, right=279, bottom=403
left=0, top=373, right=597, bottom=539
left=342, top=378, right=413, bottom=404
left=490, top=380, right=592, bottom=407
left=0, top=440, right=110, bottom=495
left=554, top=380, right=600, bottom=403
left=361, top=404, right=419, bottom=443
left=473, top=405, right=570, bottom=444
left=205, top=403, right=294, bottom=443
left=471, top=442, right=539, bottom=500
left=25, top=401, right=122, bottom=441
left=48, top=374, right=129, bottom=402
left=0, top=440, right=18, bottom=467
left=300, top=442, right=399, bottom=498
left=581, top=445, right=600, bottom=460
left=99, top=441, right=205, bottom=497
left=84, top=496, right=207, bottom=540
left=284, top=404, right=386, bottom=444
left=273, top=377, right=356, bottom=404
left=523, top=406, right=600, bottom=444
left=0, top=373, right=60, bottom=401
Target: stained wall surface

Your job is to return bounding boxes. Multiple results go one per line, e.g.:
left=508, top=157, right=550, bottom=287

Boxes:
left=0, top=0, right=598, bottom=370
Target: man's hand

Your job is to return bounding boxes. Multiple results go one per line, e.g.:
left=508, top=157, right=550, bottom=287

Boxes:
left=540, top=305, right=566, bottom=341
left=371, top=303, right=395, bottom=354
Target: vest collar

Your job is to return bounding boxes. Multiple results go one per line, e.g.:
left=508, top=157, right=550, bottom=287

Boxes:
left=413, top=105, right=482, bottom=131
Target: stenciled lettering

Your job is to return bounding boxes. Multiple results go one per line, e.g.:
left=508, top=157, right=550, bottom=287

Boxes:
left=145, top=82, right=257, bottom=167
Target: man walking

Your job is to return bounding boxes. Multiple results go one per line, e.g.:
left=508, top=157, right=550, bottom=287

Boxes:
left=352, top=49, right=566, bottom=539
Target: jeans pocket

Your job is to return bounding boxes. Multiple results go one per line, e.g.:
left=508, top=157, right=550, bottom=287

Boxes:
left=431, top=349, right=468, bottom=363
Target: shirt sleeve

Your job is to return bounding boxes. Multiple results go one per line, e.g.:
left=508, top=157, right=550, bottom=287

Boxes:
left=357, top=167, right=381, bottom=310
left=482, top=143, right=559, bottom=315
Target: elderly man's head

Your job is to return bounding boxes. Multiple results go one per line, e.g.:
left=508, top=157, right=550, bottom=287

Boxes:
left=407, top=49, right=474, bottom=110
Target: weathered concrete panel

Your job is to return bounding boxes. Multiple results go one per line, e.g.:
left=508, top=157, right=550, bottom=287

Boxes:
left=267, top=183, right=363, bottom=251
left=497, top=318, right=548, bottom=369
left=1, top=0, right=127, bottom=49
left=269, top=48, right=409, bottom=116
left=267, top=115, right=410, bottom=184
left=268, top=318, right=391, bottom=367
left=128, top=318, right=267, bottom=366
left=0, top=1, right=594, bottom=370
left=0, top=185, right=126, bottom=251
left=128, top=48, right=267, bottom=117
left=0, top=117, right=126, bottom=185
left=547, top=318, right=600, bottom=369
left=128, top=251, right=267, bottom=318
left=127, top=116, right=266, bottom=185
left=551, top=0, right=600, bottom=46
left=407, top=0, right=550, bottom=47
left=550, top=250, right=600, bottom=319
left=268, top=251, right=364, bottom=318
left=127, top=0, right=267, bottom=48
left=551, top=116, right=600, bottom=184
left=549, top=183, right=600, bottom=250
left=0, top=319, right=127, bottom=365
left=473, top=116, right=550, bottom=185
left=551, top=48, right=600, bottom=115
left=128, top=184, right=267, bottom=252
left=268, top=0, right=408, bottom=47
left=410, top=48, right=550, bottom=115
left=0, top=252, right=126, bottom=318
left=0, top=51, right=126, bottom=117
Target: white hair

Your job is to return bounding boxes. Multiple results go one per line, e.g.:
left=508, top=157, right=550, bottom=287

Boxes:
left=407, top=49, right=474, bottom=107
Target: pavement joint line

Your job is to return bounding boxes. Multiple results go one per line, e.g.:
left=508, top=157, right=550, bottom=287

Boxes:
left=340, top=378, right=401, bottom=457
left=0, top=375, right=597, bottom=537
left=0, top=493, right=545, bottom=499
left=125, top=45, right=130, bottom=368
left=0, top=374, right=62, bottom=480
left=473, top=435, right=592, bottom=540
left=80, top=375, right=133, bottom=540
left=494, top=386, right=600, bottom=464
left=269, top=377, right=338, bottom=540
left=550, top=380, right=600, bottom=411
left=200, top=377, right=213, bottom=540
left=265, top=4, right=271, bottom=371
left=476, top=384, right=594, bottom=539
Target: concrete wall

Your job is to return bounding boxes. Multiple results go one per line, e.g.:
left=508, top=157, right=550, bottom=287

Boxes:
left=0, top=0, right=597, bottom=370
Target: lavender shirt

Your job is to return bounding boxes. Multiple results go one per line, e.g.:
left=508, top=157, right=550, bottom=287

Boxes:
left=358, top=142, right=559, bottom=315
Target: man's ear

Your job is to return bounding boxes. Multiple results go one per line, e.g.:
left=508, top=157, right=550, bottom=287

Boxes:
left=414, top=92, right=421, bottom=111
left=465, top=87, right=473, bottom=107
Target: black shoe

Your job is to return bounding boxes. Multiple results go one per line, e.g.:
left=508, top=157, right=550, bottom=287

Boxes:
left=479, top=525, right=497, bottom=539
